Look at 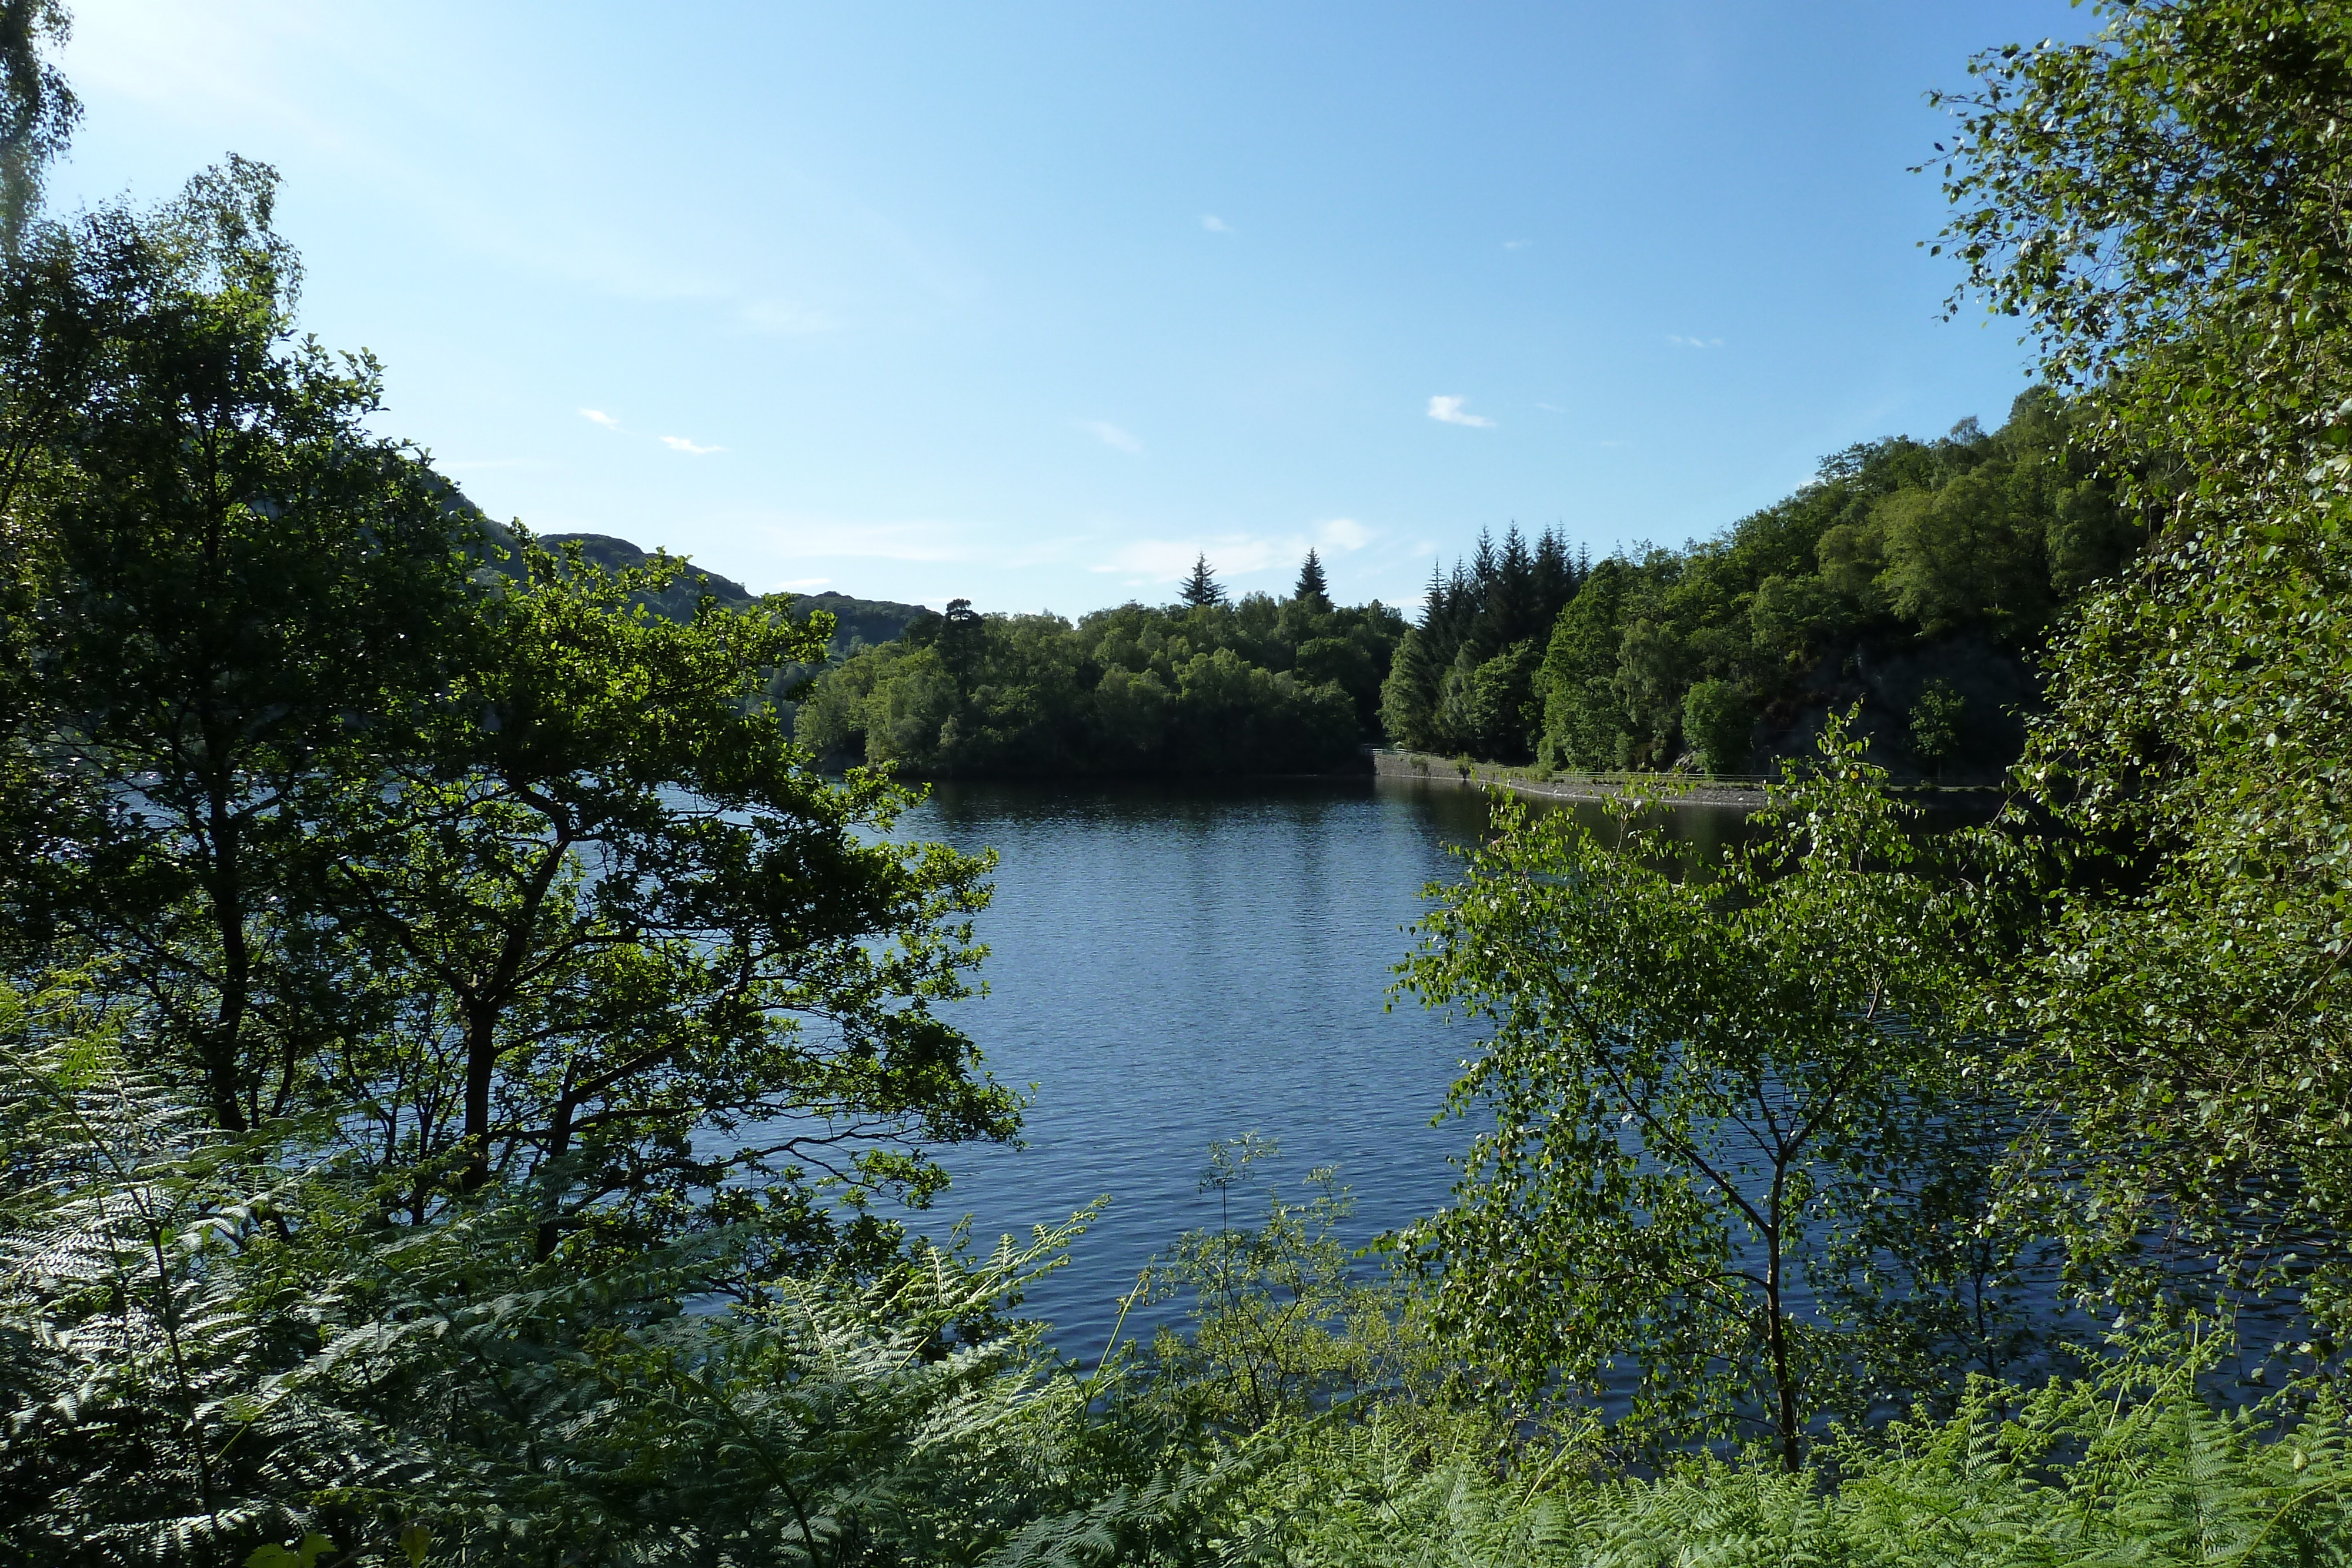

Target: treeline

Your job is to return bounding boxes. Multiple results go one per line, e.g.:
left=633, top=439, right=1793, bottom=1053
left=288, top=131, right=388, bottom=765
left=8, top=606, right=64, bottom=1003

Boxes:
left=462, top=519, right=929, bottom=713
left=793, top=552, right=1406, bottom=777
left=520, top=531, right=927, bottom=651
left=1375, top=524, right=1591, bottom=763
left=1386, top=392, right=2139, bottom=776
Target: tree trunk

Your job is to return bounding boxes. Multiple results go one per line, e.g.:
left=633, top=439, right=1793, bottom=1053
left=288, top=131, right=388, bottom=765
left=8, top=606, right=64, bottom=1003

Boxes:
left=460, top=998, right=498, bottom=1193
left=1765, top=1242, right=1801, bottom=1473
left=201, top=788, right=252, bottom=1133
left=533, top=1095, right=575, bottom=1261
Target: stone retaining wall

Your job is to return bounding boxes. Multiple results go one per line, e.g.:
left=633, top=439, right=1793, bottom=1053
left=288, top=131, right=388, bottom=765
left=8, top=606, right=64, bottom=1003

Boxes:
left=1367, top=748, right=1770, bottom=808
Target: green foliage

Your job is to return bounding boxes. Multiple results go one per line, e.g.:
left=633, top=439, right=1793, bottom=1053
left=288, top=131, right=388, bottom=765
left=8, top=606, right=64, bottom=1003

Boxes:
left=486, top=528, right=928, bottom=723
left=1137, top=1137, right=1439, bottom=1438
left=1293, top=550, right=1331, bottom=614
left=1937, top=0, right=2352, bottom=1335
left=0, top=158, right=483, bottom=1135
left=1222, top=1337, right=2352, bottom=1566
left=798, top=592, right=1401, bottom=778
left=12, top=997, right=2350, bottom=1567
left=0, top=0, right=74, bottom=252
left=1908, top=677, right=1964, bottom=775
left=1679, top=678, right=1752, bottom=777
left=1382, top=527, right=1586, bottom=757
left=321, top=530, right=1014, bottom=1249
left=0, top=978, right=1227, bottom=1566
left=18, top=10, right=2352, bottom=1562
left=0, top=151, right=1017, bottom=1283
left=1536, top=558, right=1632, bottom=770
left=1396, top=718, right=2042, bottom=1467
left=0, top=981, right=377, bottom=1564
left=1522, top=396, right=2130, bottom=777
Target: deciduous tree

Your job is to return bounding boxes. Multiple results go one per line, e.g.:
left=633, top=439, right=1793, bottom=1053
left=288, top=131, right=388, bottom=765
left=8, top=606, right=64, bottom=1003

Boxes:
left=1398, top=720, right=2033, bottom=1466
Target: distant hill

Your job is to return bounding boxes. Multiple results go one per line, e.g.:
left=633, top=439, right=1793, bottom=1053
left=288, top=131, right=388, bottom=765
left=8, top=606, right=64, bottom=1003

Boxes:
left=535, top=533, right=927, bottom=651
left=426, top=476, right=927, bottom=652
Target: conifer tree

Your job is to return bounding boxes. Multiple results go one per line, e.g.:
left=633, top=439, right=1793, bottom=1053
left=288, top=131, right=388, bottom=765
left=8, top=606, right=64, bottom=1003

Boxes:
left=1292, top=548, right=1330, bottom=611
left=1179, top=553, right=1227, bottom=609
left=1488, top=524, right=1538, bottom=646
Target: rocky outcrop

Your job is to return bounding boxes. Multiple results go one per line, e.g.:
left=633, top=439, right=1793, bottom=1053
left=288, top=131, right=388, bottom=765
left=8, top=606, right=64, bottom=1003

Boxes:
left=1747, top=629, right=2039, bottom=785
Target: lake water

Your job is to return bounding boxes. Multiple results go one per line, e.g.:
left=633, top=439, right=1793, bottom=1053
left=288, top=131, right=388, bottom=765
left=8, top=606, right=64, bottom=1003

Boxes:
left=896, top=776, right=1748, bottom=1356
left=876, top=778, right=2293, bottom=1399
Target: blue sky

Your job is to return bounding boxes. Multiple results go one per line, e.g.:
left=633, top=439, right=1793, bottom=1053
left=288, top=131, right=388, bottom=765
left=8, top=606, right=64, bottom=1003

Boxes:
left=56, top=2, right=2084, bottom=614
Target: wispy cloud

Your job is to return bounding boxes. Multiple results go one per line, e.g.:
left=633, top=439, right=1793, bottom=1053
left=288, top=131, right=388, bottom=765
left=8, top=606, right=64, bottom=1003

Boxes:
left=1092, top=519, right=1376, bottom=584
left=1535, top=402, right=1568, bottom=413
left=1078, top=419, right=1143, bottom=454
left=770, top=576, right=833, bottom=592
left=1427, top=395, right=1495, bottom=429
left=660, top=434, right=726, bottom=454
left=579, top=407, right=623, bottom=430
left=1667, top=334, right=1726, bottom=349
left=1095, top=534, right=1276, bottom=580
left=1503, top=238, right=1533, bottom=251
left=1201, top=214, right=1233, bottom=233
left=742, top=298, right=847, bottom=335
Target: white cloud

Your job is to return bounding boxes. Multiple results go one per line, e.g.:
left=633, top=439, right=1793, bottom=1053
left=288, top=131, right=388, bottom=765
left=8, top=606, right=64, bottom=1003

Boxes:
left=660, top=435, right=727, bottom=454
left=771, top=576, right=833, bottom=591
left=1427, top=395, right=1495, bottom=429
left=1201, top=214, right=1233, bottom=233
left=1504, top=238, right=1533, bottom=251
left=742, top=298, right=847, bottom=335
left=579, top=407, right=623, bottom=430
left=1095, top=534, right=1280, bottom=580
left=1092, top=519, right=1377, bottom=583
left=1667, top=334, right=1726, bottom=349
left=1535, top=402, right=1568, bottom=413
left=1078, top=419, right=1143, bottom=454
left=1317, top=517, right=1370, bottom=551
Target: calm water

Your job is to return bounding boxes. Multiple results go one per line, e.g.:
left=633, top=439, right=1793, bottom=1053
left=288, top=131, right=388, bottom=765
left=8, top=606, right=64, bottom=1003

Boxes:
left=863, top=780, right=2289, bottom=1400
left=894, top=776, right=1748, bottom=1355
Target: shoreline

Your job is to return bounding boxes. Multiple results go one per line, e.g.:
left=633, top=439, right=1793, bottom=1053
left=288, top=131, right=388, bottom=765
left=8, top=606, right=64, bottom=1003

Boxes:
left=1368, top=747, right=2002, bottom=811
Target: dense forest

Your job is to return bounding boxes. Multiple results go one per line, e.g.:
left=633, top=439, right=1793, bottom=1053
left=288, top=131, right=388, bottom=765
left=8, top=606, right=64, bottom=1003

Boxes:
left=11, top=2, right=2352, bottom=1565
left=802, top=396, right=2137, bottom=786
left=794, top=552, right=1405, bottom=777
left=1384, top=392, right=2139, bottom=778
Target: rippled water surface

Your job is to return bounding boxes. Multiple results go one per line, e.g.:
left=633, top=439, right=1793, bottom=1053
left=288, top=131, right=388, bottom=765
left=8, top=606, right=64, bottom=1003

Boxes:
left=893, top=777, right=1745, bottom=1354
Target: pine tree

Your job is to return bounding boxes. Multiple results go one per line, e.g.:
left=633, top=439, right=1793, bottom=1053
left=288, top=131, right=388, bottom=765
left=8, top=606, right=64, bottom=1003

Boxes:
left=1532, top=526, right=1578, bottom=626
left=1417, top=563, right=1446, bottom=631
left=1292, top=549, right=1330, bottom=611
left=1179, top=553, right=1226, bottom=609
left=1488, top=524, right=1538, bottom=645
left=1439, top=561, right=1477, bottom=661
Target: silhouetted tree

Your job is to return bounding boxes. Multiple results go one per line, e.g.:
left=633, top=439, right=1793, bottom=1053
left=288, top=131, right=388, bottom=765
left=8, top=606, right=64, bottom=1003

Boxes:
left=1180, top=553, right=1227, bottom=609
left=1293, top=549, right=1330, bottom=611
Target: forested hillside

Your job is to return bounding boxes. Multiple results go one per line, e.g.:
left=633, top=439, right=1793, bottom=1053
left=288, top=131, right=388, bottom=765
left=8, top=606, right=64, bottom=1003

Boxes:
left=794, top=553, right=1406, bottom=777
left=793, top=395, right=2138, bottom=787
left=457, top=508, right=928, bottom=653
left=1386, top=391, right=2141, bottom=778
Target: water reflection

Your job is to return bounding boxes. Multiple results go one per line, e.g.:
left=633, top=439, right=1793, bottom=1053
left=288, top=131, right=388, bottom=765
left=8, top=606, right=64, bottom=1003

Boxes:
left=888, top=775, right=1757, bottom=1354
